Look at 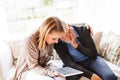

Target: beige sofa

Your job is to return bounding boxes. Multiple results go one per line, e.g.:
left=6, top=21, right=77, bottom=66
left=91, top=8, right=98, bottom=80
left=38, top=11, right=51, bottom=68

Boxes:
left=0, top=31, right=120, bottom=80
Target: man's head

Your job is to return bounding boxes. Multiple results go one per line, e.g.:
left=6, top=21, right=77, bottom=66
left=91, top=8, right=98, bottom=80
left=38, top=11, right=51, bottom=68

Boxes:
left=60, top=24, right=72, bottom=43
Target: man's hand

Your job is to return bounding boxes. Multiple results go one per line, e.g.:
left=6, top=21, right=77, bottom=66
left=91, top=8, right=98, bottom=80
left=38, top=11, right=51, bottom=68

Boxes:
left=91, top=74, right=102, bottom=80
left=68, top=28, right=78, bottom=48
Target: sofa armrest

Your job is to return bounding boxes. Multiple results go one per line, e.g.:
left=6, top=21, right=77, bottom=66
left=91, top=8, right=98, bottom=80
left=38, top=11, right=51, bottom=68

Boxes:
left=0, top=42, right=13, bottom=80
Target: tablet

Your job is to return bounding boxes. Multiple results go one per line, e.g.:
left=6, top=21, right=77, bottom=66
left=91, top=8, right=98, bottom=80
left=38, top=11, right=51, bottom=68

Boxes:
left=55, top=67, right=83, bottom=77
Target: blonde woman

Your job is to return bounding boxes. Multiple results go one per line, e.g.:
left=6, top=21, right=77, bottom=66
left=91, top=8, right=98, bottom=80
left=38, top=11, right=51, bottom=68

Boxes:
left=12, top=17, right=66, bottom=80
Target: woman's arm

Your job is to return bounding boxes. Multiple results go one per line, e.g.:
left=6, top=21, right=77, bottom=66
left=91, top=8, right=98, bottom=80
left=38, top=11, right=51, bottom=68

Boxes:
left=24, top=37, right=56, bottom=77
left=70, top=23, right=94, bottom=36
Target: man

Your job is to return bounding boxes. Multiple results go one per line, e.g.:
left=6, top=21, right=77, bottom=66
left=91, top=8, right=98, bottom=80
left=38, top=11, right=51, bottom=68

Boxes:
left=54, top=23, right=117, bottom=80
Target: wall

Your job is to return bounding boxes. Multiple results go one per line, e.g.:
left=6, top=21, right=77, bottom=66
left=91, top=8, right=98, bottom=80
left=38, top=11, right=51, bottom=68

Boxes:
left=76, top=0, right=120, bottom=34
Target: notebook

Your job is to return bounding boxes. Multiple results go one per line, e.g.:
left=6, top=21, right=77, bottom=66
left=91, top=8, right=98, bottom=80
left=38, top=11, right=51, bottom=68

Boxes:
left=55, top=67, right=83, bottom=77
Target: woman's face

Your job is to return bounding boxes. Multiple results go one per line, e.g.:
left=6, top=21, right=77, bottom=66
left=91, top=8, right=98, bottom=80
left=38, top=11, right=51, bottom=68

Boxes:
left=46, top=31, right=64, bottom=45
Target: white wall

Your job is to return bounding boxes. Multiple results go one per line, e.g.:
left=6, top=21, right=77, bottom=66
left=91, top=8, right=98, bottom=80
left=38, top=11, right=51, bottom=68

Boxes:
left=0, top=0, right=120, bottom=42
left=0, top=0, right=9, bottom=42
left=76, top=0, right=120, bottom=34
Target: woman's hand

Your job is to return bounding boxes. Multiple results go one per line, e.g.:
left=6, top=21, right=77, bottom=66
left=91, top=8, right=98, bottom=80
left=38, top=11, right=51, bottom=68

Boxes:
left=91, top=73, right=102, bottom=80
left=70, top=23, right=94, bottom=36
left=54, top=71, right=62, bottom=77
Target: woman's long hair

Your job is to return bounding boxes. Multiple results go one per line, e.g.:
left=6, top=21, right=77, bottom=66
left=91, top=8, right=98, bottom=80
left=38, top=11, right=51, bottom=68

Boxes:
left=37, top=16, right=65, bottom=50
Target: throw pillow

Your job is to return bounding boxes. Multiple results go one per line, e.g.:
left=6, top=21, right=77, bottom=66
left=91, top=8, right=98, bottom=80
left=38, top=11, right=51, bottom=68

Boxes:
left=99, top=31, right=120, bottom=67
left=93, top=31, right=103, bottom=54
left=8, top=40, right=22, bottom=66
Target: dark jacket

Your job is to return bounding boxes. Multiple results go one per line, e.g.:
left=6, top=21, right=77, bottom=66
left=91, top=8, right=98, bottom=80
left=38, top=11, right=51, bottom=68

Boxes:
left=54, top=26, right=98, bottom=78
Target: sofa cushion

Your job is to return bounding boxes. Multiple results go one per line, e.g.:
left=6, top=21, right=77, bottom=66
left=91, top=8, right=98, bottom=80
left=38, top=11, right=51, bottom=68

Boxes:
left=0, top=42, right=13, bottom=80
left=99, top=31, right=120, bottom=67
left=93, top=31, right=103, bottom=54
left=6, top=66, right=15, bottom=80
left=8, top=40, right=22, bottom=66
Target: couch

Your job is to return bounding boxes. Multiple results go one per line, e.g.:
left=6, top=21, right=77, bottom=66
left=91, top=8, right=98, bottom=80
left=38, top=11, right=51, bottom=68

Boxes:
left=0, top=31, right=120, bottom=80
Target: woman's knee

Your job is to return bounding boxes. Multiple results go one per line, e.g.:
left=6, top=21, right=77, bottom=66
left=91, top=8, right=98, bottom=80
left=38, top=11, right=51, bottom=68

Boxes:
left=25, top=71, right=54, bottom=80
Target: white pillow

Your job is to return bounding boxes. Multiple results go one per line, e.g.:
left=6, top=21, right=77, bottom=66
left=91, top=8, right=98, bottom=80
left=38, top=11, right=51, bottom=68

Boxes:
left=99, top=31, right=120, bottom=66
left=0, top=42, right=13, bottom=80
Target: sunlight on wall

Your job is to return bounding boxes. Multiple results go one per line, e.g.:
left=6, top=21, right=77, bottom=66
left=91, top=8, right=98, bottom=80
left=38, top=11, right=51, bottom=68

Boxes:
left=76, top=0, right=120, bottom=34
left=0, top=0, right=9, bottom=41
left=0, top=0, right=120, bottom=41
left=91, top=0, right=120, bottom=34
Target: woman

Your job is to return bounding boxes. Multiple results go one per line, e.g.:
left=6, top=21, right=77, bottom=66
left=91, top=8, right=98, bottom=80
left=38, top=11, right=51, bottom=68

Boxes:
left=54, top=24, right=118, bottom=80
left=12, top=16, right=66, bottom=80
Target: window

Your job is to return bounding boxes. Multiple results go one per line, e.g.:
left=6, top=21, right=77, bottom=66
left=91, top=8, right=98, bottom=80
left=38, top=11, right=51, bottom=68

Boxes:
left=1, top=0, right=80, bottom=40
left=0, top=0, right=120, bottom=41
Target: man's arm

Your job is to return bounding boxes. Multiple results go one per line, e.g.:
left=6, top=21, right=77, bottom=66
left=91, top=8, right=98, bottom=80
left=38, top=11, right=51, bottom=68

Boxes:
left=73, top=26, right=98, bottom=59
left=70, top=23, right=94, bottom=36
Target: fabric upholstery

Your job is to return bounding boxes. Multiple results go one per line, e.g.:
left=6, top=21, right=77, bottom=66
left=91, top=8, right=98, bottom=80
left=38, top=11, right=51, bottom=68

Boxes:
left=99, top=31, right=120, bottom=67
left=8, top=40, right=22, bottom=66
left=93, top=31, right=103, bottom=54
left=0, top=42, right=13, bottom=80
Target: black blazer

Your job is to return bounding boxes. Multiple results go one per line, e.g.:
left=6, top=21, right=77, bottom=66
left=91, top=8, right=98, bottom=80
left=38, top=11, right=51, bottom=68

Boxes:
left=54, top=26, right=98, bottom=78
